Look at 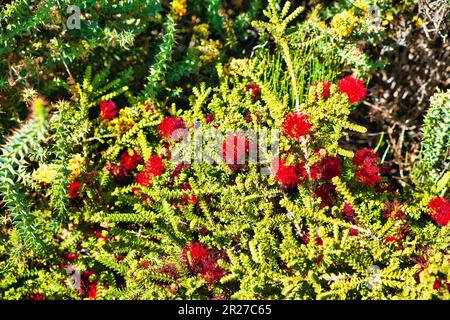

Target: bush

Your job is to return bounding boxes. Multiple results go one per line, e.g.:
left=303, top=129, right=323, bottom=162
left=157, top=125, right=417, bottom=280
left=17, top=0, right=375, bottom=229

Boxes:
left=0, top=0, right=448, bottom=300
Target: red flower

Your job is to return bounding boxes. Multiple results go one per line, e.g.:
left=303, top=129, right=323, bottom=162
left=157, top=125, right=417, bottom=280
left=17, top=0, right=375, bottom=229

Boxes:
left=222, top=133, right=250, bottom=170
left=183, top=242, right=209, bottom=274
left=119, top=149, right=143, bottom=171
left=428, top=197, right=450, bottom=227
left=158, top=117, right=187, bottom=140
left=338, top=76, right=367, bottom=103
left=80, top=270, right=97, bottom=299
left=271, top=157, right=306, bottom=189
left=159, top=263, right=180, bottom=279
left=99, top=100, right=118, bottom=120
left=182, top=243, right=228, bottom=285
left=246, top=83, right=261, bottom=101
left=433, top=280, right=441, bottom=291
left=87, top=280, right=97, bottom=299
left=29, top=293, right=45, bottom=300
left=343, top=203, right=356, bottom=221
left=67, top=180, right=81, bottom=198
left=65, top=253, right=78, bottom=262
left=313, top=81, right=331, bottom=100
left=310, top=155, right=343, bottom=180
left=181, top=183, right=198, bottom=205
left=135, top=155, right=165, bottom=187
left=205, top=114, right=215, bottom=124
left=314, top=183, right=336, bottom=208
left=282, top=112, right=311, bottom=141
left=385, top=236, right=400, bottom=243
left=353, top=149, right=381, bottom=186
left=139, top=260, right=149, bottom=269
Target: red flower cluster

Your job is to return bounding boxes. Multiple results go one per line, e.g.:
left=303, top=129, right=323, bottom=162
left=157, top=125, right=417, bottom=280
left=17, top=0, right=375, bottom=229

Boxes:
left=310, top=149, right=343, bottom=180
left=182, top=242, right=228, bottom=285
left=428, top=197, right=450, bottom=227
left=272, top=157, right=306, bottom=189
left=29, top=293, right=45, bottom=300
left=222, top=133, right=251, bottom=170
left=353, top=149, right=381, bottom=186
left=135, top=154, right=166, bottom=187
left=313, top=81, right=331, bottom=100
left=67, top=180, right=81, bottom=198
left=342, top=204, right=359, bottom=236
left=314, top=183, right=336, bottom=208
left=246, top=83, right=261, bottom=101
left=205, top=114, right=215, bottom=124
left=159, top=263, right=181, bottom=280
left=119, top=149, right=143, bottom=171
left=181, top=183, right=198, bottom=205
left=80, top=270, right=97, bottom=299
left=158, top=117, right=187, bottom=140
left=282, top=112, right=311, bottom=141
left=65, top=253, right=79, bottom=262
left=99, top=100, right=118, bottom=120
left=338, top=76, right=367, bottom=104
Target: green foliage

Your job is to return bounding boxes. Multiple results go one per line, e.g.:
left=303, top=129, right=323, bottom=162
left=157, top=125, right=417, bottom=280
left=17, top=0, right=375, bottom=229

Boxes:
left=0, top=0, right=448, bottom=301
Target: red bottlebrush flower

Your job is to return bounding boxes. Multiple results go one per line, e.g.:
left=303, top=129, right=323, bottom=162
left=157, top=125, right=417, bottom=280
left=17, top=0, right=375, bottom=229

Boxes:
left=338, top=76, right=367, bottom=103
left=313, top=81, right=331, bottom=100
left=29, top=293, right=45, bottom=300
left=87, top=280, right=97, bottom=299
left=385, top=236, right=400, bottom=243
left=343, top=203, right=356, bottom=221
left=353, top=149, right=382, bottom=186
left=310, top=156, right=343, bottom=180
left=222, top=133, right=250, bottom=170
left=119, top=149, right=143, bottom=171
left=79, top=270, right=97, bottom=298
left=65, top=253, right=78, bottom=262
left=271, top=157, right=306, bottom=189
left=246, top=83, right=261, bottom=101
left=67, top=180, right=81, bottom=198
left=282, top=112, right=312, bottom=141
left=205, top=114, right=215, bottom=124
left=135, top=154, right=166, bottom=187
left=314, top=183, right=336, bottom=208
left=181, top=183, right=198, bottom=205
left=157, top=117, right=187, bottom=140
left=433, top=280, right=442, bottom=291
left=159, top=263, right=180, bottom=280
left=99, top=100, right=118, bottom=120
left=183, top=242, right=209, bottom=273
left=428, top=197, right=450, bottom=227
left=183, top=243, right=228, bottom=284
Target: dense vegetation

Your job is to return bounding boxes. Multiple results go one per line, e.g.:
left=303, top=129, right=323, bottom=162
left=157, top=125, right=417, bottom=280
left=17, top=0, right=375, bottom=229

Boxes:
left=0, top=0, right=449, bottom=300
